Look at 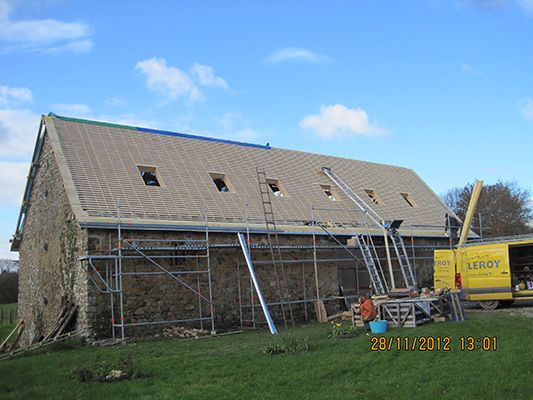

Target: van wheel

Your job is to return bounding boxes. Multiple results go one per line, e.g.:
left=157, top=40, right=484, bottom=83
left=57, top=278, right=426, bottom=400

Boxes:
left=479, top=300, right=499, bottom=310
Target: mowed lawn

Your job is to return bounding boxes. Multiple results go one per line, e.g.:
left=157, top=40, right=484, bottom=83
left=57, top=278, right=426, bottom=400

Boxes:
left=0, top=313, right=531, bottom=400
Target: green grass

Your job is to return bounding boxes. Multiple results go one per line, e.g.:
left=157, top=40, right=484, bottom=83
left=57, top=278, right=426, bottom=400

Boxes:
left=0, top=304, right=17, bottom=344
left=0, top=313, right=531, bottom=399
left=0, top=304, right=17, bottom=324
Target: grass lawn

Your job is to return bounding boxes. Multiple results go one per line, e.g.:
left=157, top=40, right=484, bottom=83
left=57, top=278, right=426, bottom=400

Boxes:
left=0, top=313, right=531, bottom=400
left=0, top=304, right=17, bottom=344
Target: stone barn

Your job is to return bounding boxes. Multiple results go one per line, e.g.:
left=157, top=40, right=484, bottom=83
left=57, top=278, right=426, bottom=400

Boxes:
left=12, top=114, right=454, bottom=343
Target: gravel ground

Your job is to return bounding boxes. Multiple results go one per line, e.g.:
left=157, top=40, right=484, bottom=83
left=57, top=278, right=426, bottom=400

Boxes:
left=465, top=300, right=533, bottom=318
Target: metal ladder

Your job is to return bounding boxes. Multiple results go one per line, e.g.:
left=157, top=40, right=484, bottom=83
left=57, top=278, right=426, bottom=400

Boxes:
left=322, top=166, right=418, bottom=289
left=354, top=234, right=387, bottom=295
left=315, top=222, right=387, bottom=295
left=256, top=168, right=295, bottom=328
left=322, top=167, right=382, bottom=227
left=388, top=228, right=417, bottom=288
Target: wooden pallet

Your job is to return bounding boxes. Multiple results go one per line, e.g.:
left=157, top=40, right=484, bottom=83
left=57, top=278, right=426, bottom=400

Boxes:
left=351, top=304, right=365, bottom=327
left=378, top=297, right=445, bottom=328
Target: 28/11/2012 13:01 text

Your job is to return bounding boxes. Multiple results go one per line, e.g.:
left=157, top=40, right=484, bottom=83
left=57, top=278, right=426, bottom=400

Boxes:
left=370, top=336, right=497, bottom=351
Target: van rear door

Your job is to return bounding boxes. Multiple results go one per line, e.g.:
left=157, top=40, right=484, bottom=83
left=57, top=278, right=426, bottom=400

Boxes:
left=434, top=250, right=456, bottom=290
left=462, top=244, right=512, bottom=300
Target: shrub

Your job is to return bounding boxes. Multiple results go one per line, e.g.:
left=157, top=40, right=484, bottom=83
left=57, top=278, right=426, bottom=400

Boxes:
left=263, top=335, right=311, bottom=356
left=328, top=321, right=359, bottom=338
left=71, top=352, right=150, bottom=382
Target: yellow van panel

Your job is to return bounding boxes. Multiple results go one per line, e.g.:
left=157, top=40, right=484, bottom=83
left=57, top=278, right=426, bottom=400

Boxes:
left=433, top=250, right=456, bottom=290
left=457, top=244, right=512, bottom=300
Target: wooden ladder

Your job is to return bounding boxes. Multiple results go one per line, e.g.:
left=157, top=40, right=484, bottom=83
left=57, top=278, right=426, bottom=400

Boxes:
left=256, top=167, right=295, bottom=328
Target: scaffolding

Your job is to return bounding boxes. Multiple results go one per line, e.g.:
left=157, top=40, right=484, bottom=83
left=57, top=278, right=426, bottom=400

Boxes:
left=234, top=201, right=458, bottom=329
left=80, top=208, right=216, bottom=340
left=80, top=202, right=453, bottom=338
left=236, top=203, right=424, bottom=329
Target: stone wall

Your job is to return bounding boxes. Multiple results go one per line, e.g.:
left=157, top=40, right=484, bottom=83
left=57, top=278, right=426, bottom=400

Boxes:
left=17, top=133, right=88, bottom=345
left=85, top=228, right=447, bottom=338
left=85, top=229, right=342, bottom=337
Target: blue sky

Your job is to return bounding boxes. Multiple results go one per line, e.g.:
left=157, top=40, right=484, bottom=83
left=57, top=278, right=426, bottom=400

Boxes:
left=1, top=0, right=533, bottom=258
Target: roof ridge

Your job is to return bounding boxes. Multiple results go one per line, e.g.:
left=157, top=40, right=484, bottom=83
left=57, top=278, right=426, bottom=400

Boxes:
left=48, top=112, right=272, bottom=150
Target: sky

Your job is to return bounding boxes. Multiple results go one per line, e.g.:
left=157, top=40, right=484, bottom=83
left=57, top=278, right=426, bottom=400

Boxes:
left=1, top=0, right=533, bottom=259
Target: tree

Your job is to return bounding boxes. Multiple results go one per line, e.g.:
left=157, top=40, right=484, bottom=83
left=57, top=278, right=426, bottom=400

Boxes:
left=0, top=272, right=18, bottom=304
left=442, top=181, right=533, bottom=238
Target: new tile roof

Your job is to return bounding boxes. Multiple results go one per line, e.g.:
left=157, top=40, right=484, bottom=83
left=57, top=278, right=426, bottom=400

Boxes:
left=45, top=115, right=451, bottom=235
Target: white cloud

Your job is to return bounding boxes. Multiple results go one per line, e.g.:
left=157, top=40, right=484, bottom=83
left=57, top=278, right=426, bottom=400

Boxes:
left=135, top=58, right=229, bottom=102
left=190, top=63, right=228, bottom=89
left=0, top=85, right=32, bottom=105
left=46, top=39, right=94, bottom=54
left=49, top=102, right=154, bottom=129
left=0, top=160, right=28, bottom=207
left=215, top=112, right=261, bottom=142
left=299, top=104, right=386, bottom=139
left=464, top=0, right=533, bottom=14
left=0, top=233, right=18, bottom=260
left=463, top=0, right=504, bottom=9
left=51, top=103, right=92, bottom=118
left=97, top=114, right=155, bottom=128
left=135, top=57, right=201, bottom=101
left=517, top=0, right=533, bottom=13
left=216, top=112, right=245, bottom=131
left=235, top=128, right=259, bottom=141
left=0, top=0, right=93, bottom=53
left=460, top=63, right=484, bottom=76
left=0, top=108, right=40, bottom=158
left=0, top=0, right=11, bottom=20
left=105, top=96, right=127, bottom=107
left=266, top=47, right=328, bottom=64
left=520, top=97, right=533, bottom=120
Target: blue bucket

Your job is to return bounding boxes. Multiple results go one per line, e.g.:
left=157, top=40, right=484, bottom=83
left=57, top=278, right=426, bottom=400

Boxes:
left=369, top=320, right=388, bottom=334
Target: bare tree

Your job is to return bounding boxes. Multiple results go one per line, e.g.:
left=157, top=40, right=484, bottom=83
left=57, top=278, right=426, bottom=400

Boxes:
left=442, top=181, right=533, bottom=238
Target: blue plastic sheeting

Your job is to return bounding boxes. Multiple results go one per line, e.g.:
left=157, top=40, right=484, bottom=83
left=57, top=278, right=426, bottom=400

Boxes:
left=136, top=127, right=271, bottom=150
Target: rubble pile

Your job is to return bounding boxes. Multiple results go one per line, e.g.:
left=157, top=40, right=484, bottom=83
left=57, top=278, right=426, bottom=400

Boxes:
left=161, top=326, right=210, bottom=339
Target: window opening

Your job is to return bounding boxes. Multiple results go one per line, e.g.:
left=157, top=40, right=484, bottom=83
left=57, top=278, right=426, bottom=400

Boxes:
left=364, top=189, right=383, bottom=205
left=267, top=179, right=284, bottom=197
left=400, top=192, right=417, bottom=208
left=320, top=184, right=336, bottom=202
left=209, top=173, right=234, bottom=193
left=210, top=173, right=232, bottom=192
left=138, top=165, right=161, bottom=186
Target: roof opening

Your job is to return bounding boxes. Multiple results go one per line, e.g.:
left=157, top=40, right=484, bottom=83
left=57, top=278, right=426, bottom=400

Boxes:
left=320, top=184, right=336, bottom=202
left=138, top=165, right=162, bottom=186
left=210, top=173, right=232, bottom=192
left=400, top=192, right=417, bottom=208
left=364, top=189, right=383, bottom=205
left=267, top=179, right=285, bottom=197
